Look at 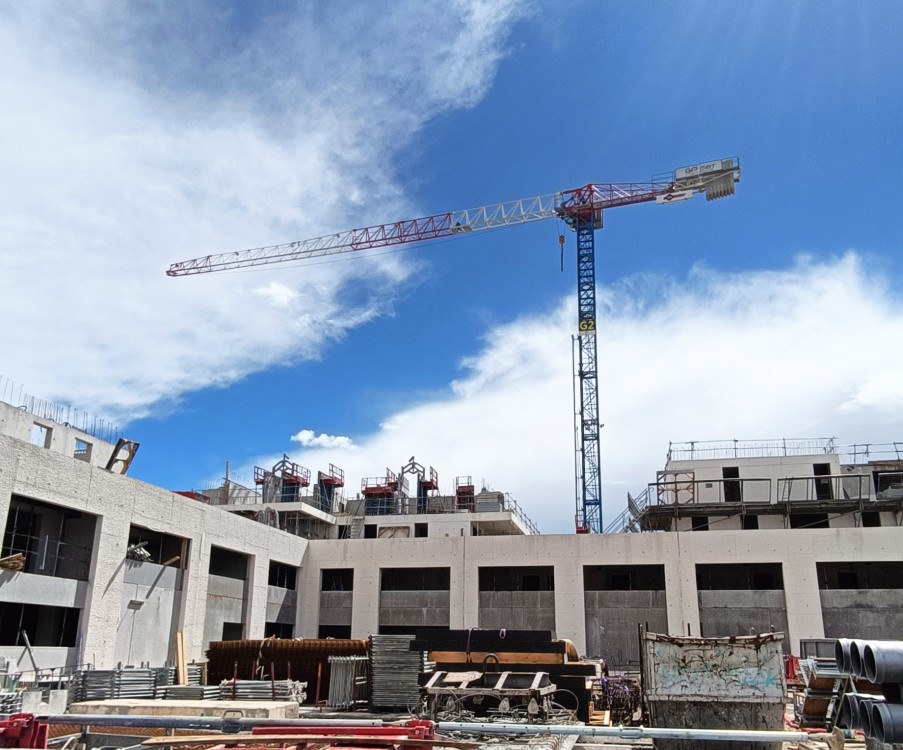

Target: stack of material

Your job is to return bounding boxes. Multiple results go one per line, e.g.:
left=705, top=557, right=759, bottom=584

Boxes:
left=157, top=684, right=220, bottom=700
left=410, top=629, right=596, bottom=722
left=219, top=678, right=307, bottom=703
left=70, top=664, right=206, bottom=702
left=69, top=667, right=158, bottom=701
left=835, top=638, right=903, bottom=743
left=793, top=657, right=848, bottom=730
left=206, top=639, right=366, bottom=703
left=0, top=691, right=22, bottom=713
left=152, top=664, right=204, bottom=694
left=327, top=655, right=369, bottom=709
left=369, top=635, right=425, bottom=710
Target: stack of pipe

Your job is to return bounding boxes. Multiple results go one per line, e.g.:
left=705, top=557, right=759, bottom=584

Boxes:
left=835, top=638, right=903, bottom=743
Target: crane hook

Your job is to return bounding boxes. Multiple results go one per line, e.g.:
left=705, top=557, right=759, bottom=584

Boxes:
left=558, top=234, right=565, bottom=272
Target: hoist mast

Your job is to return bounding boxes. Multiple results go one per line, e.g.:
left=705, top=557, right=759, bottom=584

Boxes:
left=168, top=158, right=741, bottom=533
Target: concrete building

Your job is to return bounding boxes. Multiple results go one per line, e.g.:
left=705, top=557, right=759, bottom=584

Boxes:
left=1, top=399, right=902, bottom=679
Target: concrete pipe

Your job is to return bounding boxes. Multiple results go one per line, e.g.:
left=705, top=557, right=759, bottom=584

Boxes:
left=872, top=701, right=903, bottom=745
left=883, top=682, right=903, bottom=703
left=835, top=638, right=854, bottom=675
left=841, top=692, right=861, bottom=730
left=864, top=641, right=903, bottom=684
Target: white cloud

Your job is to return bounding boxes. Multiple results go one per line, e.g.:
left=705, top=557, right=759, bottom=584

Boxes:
left=0, top=2, right=527, bottom=421
left=290, top=430, right=356, bottom=450
left=272, top=253, right=903, bottom=534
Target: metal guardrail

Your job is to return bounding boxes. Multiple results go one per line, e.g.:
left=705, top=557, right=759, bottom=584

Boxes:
left=668, top=438, right=838, bottom=461
left=667, top=438, right=903, bottom=463
left=642, top=472, right=902, bottom=507
left=503, top=493, right=540, bottom=535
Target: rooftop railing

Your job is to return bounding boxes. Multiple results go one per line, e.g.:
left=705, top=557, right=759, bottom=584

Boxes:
left=667, top=438, right=903, bottom=464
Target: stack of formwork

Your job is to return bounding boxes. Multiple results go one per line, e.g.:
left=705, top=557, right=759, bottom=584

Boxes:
left=69, top=667, right=158, bottom=701
left=218, top=678, right=307, bottom=703
left=327, top=655, right=369, bottom=709
left=409, top=629, right=597, bottom=722
left=369, top=635, right=425, bottom=710
left=206, top=639, right=367, bottom=704
left=835, top=638, right=903, bottom=745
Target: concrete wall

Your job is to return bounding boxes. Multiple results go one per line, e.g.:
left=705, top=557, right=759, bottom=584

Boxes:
left=0, top=401, right=118, bottom=470
left=698, top=590, right=789, bottom=647
left=584, top=590, right=667, bottom=666
left=318, top=591, right=353, bottom=626
left=664, top=453, right=844, bottom=504
left=266, top=585, right=297, bottom=625
left=306, top=527, right=903, bottom=657
left=820, top=590, right=903, bottom=639
left=203, top=573, right=248, bottom=648
left=379, top=590, right=450, bottom=629
left=478, top=591, right=555, bottom=630
left=0, top=432, right=307, bottom=668
left=114, top=560, right=183, bottom=666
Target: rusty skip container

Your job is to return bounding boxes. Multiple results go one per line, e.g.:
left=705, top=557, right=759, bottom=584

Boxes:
left=641, top=631, right=786, bottom=750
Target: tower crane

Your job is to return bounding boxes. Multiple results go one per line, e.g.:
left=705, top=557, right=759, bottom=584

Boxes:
left=167, top=157, right=741, bottom=533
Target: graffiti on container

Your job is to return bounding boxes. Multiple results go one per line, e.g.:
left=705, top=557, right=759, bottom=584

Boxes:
left=643, top=635, right=785, bottom=701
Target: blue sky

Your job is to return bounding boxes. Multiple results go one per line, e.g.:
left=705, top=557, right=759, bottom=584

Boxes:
left=2, top=1, right=902, bottom=533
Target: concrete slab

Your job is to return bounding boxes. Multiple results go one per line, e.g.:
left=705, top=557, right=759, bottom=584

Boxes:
left=68, top=698, right=299, bottom=718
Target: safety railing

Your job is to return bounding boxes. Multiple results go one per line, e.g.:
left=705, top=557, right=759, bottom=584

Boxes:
left=667, top=438, right=837, bottom=462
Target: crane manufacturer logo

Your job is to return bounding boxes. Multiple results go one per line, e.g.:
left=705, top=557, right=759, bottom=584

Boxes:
left=657, top=190, right=694, bottom=204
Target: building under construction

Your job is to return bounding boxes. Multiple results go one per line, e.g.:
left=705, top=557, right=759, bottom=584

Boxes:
left=1, top=398, right=902, bottom=679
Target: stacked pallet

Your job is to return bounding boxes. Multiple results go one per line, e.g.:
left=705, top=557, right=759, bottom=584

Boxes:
left=206, top=638, right=367, bottom=703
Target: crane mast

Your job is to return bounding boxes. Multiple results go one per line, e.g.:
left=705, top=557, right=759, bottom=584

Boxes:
left=167, top=158, right=741, bottom=533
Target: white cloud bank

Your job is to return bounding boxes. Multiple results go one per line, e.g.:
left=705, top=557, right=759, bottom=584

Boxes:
left=0, top=1, right=528, bottom=420
left=290, top=430, right=356, bottom=451
left=277, top=253, right=903, bottom=533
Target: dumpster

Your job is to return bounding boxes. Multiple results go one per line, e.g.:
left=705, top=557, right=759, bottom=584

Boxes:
left=641, top=631, right=786, bottom=750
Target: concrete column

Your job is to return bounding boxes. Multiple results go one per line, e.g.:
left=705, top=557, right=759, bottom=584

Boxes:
left=245, top=553, right=270, bottom=638
left=664, top=533, right=700, bottom=637
left=554, top=562, right=587, bottom=656
left=180, top=535, right=211, bottom=661
left=81, top=503, right=131, bottom=668
left=350, top=548, right=380, bottom=637
left=0, top=436, right=16, bottom=528
left=782, top=554, right=824, bottom=654
left=449, top=539, right=468, bottom=629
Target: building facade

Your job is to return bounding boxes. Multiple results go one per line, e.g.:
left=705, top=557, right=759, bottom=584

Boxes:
left=1, top=400, right=902, bottom=677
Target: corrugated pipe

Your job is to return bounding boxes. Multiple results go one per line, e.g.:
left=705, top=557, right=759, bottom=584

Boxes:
left=437, top=721, right=812, bottom=743
left=864, top=641, right=903, bottom=684
left=835, top=638, right=853, bottom=675
left=873, top=701, right=903, bottom=745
